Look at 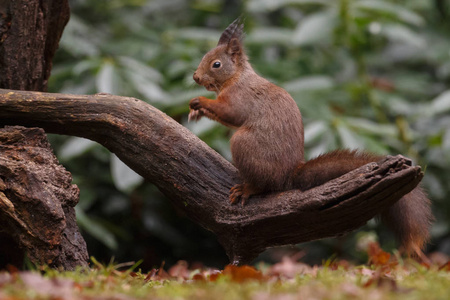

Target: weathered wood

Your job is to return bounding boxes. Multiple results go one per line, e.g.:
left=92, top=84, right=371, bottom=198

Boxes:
left=0, top=89, right=424, bottom=264
left=0, top=126, right=88, bottom=269
left=0, top=0, right=83, bottom=269
left=0, top=0, right=69, bottom=91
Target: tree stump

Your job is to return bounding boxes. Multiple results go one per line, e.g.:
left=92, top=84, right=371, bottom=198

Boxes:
left=0, top=126, right=88, bottom=269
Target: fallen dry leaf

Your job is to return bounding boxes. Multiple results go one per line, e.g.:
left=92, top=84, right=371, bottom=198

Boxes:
left=363, top=271, right=412, bottom=294
left=145, top=262, right=172, bottom=282
left=339, top=282, right=362, bottom=297
left=438, top=261, right=450, bottom=272
left=329, top=259, right=351, bottom=271
left=18, top=272, right=75, bottom=299
left=168, top=260, right=190, bottom=280
left=222, top=265, right=265, bottom=283
left=428, top=251, right=449, bottom=266
left=267, top=256, right=313, bottom=279
left=367, top=242, right=391, bottom=266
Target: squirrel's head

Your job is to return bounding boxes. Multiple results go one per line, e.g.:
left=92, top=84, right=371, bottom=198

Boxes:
left=193, top=18, right=247, bottom=92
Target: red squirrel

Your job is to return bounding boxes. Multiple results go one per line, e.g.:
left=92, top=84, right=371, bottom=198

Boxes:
left=188, top=19, right=433, bottom=257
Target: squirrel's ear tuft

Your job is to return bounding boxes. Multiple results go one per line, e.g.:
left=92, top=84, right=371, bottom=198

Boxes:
left=217, top=17, right=245, bottom=46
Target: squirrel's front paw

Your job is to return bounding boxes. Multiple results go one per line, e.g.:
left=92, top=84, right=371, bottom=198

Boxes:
left=188, top=97, right=204, bottom=121
left=189, top=97, right=202, bottom=110
left=188, top=97, right=205, bottom=122
left=188, top=109, right=203, bottom=122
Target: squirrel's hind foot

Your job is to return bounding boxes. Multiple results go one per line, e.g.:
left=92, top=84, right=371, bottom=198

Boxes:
left=230, top=183, right=257, bottom=206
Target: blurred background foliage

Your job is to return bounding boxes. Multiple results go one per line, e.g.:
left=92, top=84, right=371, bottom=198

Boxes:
left=48, top=0, right=450, bottom=269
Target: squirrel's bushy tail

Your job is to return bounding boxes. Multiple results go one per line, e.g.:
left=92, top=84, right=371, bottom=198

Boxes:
left=380, top=186, right=433, bottom=256
left=293, top=149, right=433, bottom=256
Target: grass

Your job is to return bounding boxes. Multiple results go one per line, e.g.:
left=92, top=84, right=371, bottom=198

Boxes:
left=1, top=252, right=449, bottom=300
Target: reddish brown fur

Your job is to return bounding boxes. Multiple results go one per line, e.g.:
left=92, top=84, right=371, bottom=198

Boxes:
left=294, top=150, right=433, bottom=255
left=188, top=19, right=433, bottom=257
left=190, top=26, right=304, bottom=197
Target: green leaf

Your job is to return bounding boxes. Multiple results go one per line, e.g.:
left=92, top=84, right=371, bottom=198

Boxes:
left=247, top=28, right=294, bottom=45
left=166, top=60, right=191, bottom=79
left=247, top=0, right=333, bottom=13
left=169, top=88, right=214, bottom=106
left=336, top=124, right=365, bottom=149
left=118, top=56, right=163, bottom=83
left=443, top=129, right=450, bottom=150
left=284, top=75, right=334, bottom=92
left=110, top=154, right=143, bottom=193
left=304, top=121, right=327, bottom=142
left=292, top=10, right=337, bottom=46
left=142, top=211, right=189, bottom=246
left=380, top=24, right=425, bottom=48
left=431, top=90, right=450, bottom=114
left=73, top=59, right=100, bottom=76
left=59, top=15, right=101, bottom=57
left=354, top=0, right=425, bottom=27
left=59, top=137, right=97, bottom=160
left=76, top=208, right=118, bottom=250
left=59, top=77, right=96, bottom=95
left=345, top=117, right=397, bottom=136
left=119, top=56, right=170, bottom=103
left=96, top=61, right=122, bottom=94
left=170, top=28, right=221, bottom=42
left=186, top=118, right=219, bottom=136
left=129, top=72, right=169, bottom=103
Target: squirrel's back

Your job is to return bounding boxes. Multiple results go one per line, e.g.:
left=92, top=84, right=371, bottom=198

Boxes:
left=229, top=75, right=304, bottom=191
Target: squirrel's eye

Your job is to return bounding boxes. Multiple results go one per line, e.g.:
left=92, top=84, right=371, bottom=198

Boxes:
left=212, top=61, right=221, bottom=68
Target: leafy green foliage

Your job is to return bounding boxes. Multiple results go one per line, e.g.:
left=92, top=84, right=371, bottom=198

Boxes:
left=48, top=0, right=450, bottom=267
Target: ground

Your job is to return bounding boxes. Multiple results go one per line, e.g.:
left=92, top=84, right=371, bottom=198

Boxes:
left=1, top=243, right=449, bottom=300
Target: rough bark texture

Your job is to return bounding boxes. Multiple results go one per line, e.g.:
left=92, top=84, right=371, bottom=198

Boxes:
left=0, top=89, right=424, bottom=264
left=0, top=0, right=69, bottom=91
left=0, top=126, right=88, bottom=269
left=0, top=0, right=86, bottom=269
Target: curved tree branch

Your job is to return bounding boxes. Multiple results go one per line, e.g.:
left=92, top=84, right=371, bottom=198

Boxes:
left=0, top=88, right=424, bottom=264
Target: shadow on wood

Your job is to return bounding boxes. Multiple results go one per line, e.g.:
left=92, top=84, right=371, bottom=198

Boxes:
left=0, top=89, right=424, bottom=265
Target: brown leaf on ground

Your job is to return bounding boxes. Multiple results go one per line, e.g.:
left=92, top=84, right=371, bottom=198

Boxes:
left=367, top=242, right=391, bottom=266
left=192, top=273, right=206, bottom=281
left=428, top=252, right=450, bottom=266
left=329, top=259, right=352, bottom=271
left=0, top=272, right=13, bottom=287
left=5, top=265, right=19, bottom=275
left=168, top=260, right=190, bottom=280
left=363, top=271, right=412, bottom=294
left=208, top=270, right=222, bottom=282
left=438, top=261, right=450, bottom=272
left=267, top=256, right=314, bottom=279
left=18, top=272, right=75, bottom=299
left=339, top=282, right=363, bottom=297
left=145, top=261, right=172, bottom=282
left=222, top=265, right=265, bottom=282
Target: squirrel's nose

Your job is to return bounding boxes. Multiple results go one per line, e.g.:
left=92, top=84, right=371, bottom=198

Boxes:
left=193, top=72, right=200, bottom=84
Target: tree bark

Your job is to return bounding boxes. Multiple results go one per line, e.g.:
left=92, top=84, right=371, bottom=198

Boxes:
left=0, top=0, right=69, bottom=91
left=0, top=89, right=424, bottom=264
left=0, top=0, right=88, bottom=269
left=0, top=126, right=88, bottom=269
